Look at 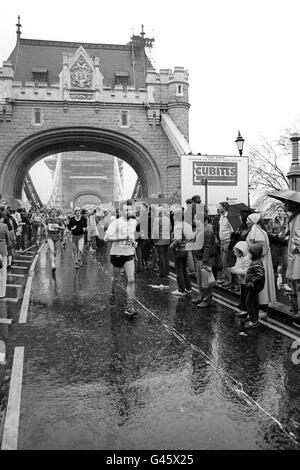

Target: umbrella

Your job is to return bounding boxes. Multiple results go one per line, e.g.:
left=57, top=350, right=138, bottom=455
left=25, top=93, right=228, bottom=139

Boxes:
left=227, top=202, right=252, bottom=217
left=268, top=190, right=300, bottom=205
left=227, top=202, right=253, bottom=231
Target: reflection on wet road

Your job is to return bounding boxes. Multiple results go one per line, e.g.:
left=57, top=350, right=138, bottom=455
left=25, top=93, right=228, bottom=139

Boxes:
left=5, top=244, right=300, bottom=449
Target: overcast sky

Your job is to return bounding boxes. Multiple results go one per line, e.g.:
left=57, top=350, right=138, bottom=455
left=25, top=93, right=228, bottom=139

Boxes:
left=1, top=0, right=300, bottom=202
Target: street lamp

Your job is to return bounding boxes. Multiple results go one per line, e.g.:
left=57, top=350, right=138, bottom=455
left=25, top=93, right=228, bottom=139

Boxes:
left=235, top=131, right=245, bottom=156
left=200, top=178, right=208, bottom=212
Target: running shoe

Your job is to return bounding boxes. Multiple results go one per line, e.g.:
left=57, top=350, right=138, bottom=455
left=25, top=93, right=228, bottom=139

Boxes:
left=109, top=294, right=116, bottom=306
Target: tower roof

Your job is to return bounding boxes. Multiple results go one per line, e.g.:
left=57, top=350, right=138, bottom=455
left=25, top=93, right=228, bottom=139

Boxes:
left=7, top=36, right=153, bottom=88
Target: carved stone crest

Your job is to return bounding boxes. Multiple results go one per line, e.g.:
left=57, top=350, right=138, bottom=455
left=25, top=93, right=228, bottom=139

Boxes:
left=70, top=55, right=92, bottom=89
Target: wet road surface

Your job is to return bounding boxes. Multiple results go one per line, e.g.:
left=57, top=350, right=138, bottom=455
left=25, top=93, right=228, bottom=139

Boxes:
left=1, top=243, right=300, bottom=449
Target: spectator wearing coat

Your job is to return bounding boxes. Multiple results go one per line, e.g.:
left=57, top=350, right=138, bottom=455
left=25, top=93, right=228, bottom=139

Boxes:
left=246, top=212, right=276, bottom=316
left=285, top=200, right=300, bottom=327
left=152, top=206, right=171, bottom=278
left=170, top=207, right=195, bottom=296
left=0, top=211, right=10, bottom=298
left=244, top=244, right=266, bottom=328
left=192, top=213, right=216, bottom=308
left=230, top=241, right=251, bottom=316
left=266, top=204, right=290, bottom=291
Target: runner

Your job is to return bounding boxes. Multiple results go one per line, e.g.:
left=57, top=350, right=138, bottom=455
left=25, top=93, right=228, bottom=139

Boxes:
left=104, top=200, right=138, bottom=316
left=30, top=208, right=44, bottom=247
left=68, top=207, right=87, bottom=269
left=57, top=210, right=67, bottom=247
left=45, top=208, right=65, bottom=271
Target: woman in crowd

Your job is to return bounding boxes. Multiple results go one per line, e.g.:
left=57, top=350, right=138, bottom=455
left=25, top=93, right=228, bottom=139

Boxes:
left=0, top=211, right=10, bottom=298
left=266, top=204, right=290, bottom=291
left=285, top=200, right=300, bottom=327
left=246, top=212, right=276, bottom=315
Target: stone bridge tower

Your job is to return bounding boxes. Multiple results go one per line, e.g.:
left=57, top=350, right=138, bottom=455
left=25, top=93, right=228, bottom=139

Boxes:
left=0, top=18, right=192, bottom=203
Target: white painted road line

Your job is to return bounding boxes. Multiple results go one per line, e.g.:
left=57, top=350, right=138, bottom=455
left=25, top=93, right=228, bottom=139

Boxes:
left=29, top=255, right=39, bottom=276
left=1, top=347, right=24, bottom=450
left=7, top=274, right=25, bottom=278
left=0, top=340, right=6, bottom=364
left=18, top=276, right=33, bottom=324
left=0, top=318, right=12, bottom=325
left=19, top=245, right=35, bottom=253
left=259, top=319, right=300, bottom=341
left=19, top=243, right=44, bottom=323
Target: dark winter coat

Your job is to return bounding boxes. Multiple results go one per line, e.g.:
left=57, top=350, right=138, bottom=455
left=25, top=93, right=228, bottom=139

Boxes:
left=245, top=259, right=265, bottom=292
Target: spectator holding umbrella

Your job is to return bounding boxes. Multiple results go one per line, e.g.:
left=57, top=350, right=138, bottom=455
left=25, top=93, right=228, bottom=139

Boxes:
left=266, top=204, right=290, bottom=291
left=269, top=190, right=300, bottom=327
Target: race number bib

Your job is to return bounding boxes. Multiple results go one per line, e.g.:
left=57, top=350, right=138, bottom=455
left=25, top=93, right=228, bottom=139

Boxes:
left=48, top=223, right=59, bottom=231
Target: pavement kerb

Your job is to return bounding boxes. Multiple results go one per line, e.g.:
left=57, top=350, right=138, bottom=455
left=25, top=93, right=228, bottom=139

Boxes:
left=169, top=260, right=297, bottom=324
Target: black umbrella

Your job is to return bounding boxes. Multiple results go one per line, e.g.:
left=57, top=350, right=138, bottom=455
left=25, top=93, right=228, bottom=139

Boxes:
left=268, top=190, right=300, bottom=205
left=227, top=203, right=253, bottom=231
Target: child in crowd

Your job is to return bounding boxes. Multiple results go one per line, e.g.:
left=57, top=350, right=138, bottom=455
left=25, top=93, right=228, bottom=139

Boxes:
left=244, top=244, right=266, bottom=328
left=230, top=241, right=251, bottom=317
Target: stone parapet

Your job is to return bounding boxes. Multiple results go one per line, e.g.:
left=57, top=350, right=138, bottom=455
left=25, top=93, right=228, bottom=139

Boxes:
left=3, top=83, right=148, bottom=103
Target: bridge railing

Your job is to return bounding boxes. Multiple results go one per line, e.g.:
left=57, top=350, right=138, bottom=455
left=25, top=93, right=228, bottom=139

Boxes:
left=23, top=173, right=43, bottom=208
left=46, top=154, right=62, bottom=208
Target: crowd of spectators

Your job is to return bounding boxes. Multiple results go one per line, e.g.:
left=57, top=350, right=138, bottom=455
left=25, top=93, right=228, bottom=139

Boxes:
left=0, top=194, right=299, bottom=329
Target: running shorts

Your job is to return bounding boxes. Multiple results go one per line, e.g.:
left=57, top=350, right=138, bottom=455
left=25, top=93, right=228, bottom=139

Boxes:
left=72, top=235, right=84, bottom=251
left=110, top=254, right=135, bottom=268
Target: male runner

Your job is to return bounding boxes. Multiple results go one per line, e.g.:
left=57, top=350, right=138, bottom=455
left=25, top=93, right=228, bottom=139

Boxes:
left=104, top=200, right=138, bottom=316
left=68, top=207, right=87, bottom=268
left=45, top=208, right=65, bottom=271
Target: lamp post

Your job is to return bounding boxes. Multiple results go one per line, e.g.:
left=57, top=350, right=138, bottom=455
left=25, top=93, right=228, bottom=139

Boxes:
left=200, top=178, right=208, bottom=212
left=235, top=130, right=245, bottom=156
left=235, top=130, right=249, bottom=206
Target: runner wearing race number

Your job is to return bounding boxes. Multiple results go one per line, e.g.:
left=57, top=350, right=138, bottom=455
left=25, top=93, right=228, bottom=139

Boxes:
left=104, top=200, right=138, bottom=316
left=45, top=208, right=65, bottom=271
left=68, top=207, right=87, bottom=269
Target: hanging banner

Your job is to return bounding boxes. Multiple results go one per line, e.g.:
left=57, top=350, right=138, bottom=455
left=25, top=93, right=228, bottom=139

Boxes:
left=181, top=155, right=249, bottom=214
